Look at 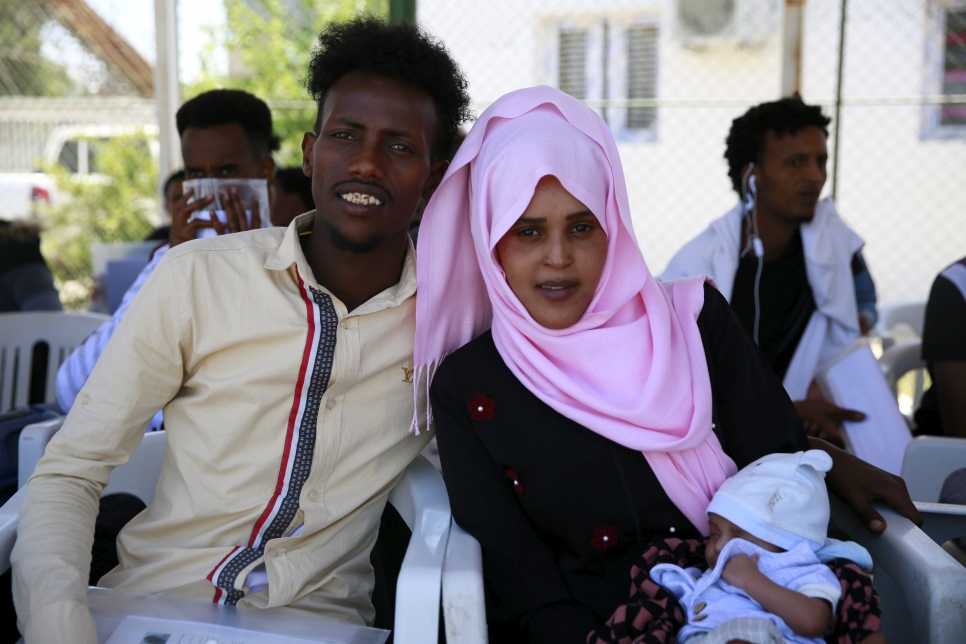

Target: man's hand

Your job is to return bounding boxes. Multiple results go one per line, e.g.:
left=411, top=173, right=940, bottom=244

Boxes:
left=721, top=552, right=761, bottom=590
left=168, top=188, right=215, bottom=247
left=209, top=187, right=261, bottom=236
left=793, top=399, right=864, bottom=447
left=809, top=436, right=922, bottom=533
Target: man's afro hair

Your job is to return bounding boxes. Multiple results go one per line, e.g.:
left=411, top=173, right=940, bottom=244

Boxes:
left=177, top=89, right=280, bottom=157
left=724, top=95, right=830, bottom=193
left=306, top=17, right=471, bottom=160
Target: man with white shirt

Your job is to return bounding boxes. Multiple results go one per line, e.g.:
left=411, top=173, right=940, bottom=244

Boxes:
left=13, top=17, right=470, bottom=642
left=662, top=97, right=876, bottom=444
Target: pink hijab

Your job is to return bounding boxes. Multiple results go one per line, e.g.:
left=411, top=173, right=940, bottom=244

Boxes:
left=414, top=86, right=736, bottom=534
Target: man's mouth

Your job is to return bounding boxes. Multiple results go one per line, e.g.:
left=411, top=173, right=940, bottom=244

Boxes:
left=339, top=192, right=383, bottom=206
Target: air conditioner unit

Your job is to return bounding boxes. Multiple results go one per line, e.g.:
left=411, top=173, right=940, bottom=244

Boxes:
left=675, top=0, right=781, bottom=48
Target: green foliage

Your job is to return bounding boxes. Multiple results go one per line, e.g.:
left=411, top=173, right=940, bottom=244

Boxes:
left=186, top=0, right=387, bottom=165
left=42, top=133, right=159, bottom=310
left=0, top=2, right=73, bottom=95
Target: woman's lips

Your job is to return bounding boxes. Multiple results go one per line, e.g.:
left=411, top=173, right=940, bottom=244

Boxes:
left=536, top=280, right=579, bottom=301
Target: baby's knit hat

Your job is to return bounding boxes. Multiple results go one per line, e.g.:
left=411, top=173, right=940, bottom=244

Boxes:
left=706, top=450, right=833, bottom=551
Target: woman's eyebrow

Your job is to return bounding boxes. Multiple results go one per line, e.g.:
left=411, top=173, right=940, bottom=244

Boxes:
left=567, top=210, right=594, bottom=220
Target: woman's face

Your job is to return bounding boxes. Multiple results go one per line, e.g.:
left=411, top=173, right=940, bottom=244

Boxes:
left=495, top=175, right=608, bottom=329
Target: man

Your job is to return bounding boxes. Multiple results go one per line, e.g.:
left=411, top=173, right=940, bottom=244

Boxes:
left=55, top=89, right=277, bottom=431
left=13, top=17, right=470, bottom=642
left=270, top=166, right=315, bottom=228
left=144, top=169, right=187, bottom=242
left=662, top=97, right=875, bottom=444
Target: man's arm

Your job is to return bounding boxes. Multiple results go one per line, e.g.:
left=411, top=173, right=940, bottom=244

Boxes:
left=12, top=254, right=187, bottom=643
left=722, top=553, right=832, bottom=638
left=933, top=361, right=966, bottom=438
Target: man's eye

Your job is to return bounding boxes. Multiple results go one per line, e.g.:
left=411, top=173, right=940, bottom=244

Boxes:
left=390, top=143, right=413, bottom=153
left=332, top=132, right=352, bottom=140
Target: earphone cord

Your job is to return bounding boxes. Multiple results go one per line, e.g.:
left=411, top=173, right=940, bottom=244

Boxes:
left=740, top=167, right=764, bottom=345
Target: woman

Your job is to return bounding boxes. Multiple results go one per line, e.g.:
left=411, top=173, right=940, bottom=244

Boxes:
left=414, top=87, right=912, bottom=642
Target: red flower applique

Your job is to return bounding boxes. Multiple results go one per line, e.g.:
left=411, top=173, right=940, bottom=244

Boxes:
left=505, top=468, right=524, bottom=495
left=467, top=393, right=496, bottom=420
left=590, top=526, right=619, bottom=552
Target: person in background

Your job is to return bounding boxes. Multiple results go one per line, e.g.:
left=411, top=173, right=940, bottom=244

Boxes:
left=143, top=169, right=186, bottom=243
left=0, top=220, right=62, bottom=314
left=55, top=90, right=277, bottom=432
left=14, top=17, right=469, bottom=642
left=661, top=97, right=876, bottom=446
left=270, top=166, right=315, bottom=228
left=915, top=256, right=966, bottom=439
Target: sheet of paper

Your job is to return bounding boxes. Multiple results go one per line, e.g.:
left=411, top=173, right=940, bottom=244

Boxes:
left=105, top=616, right=340, bottom=644
left=816, top=341, right=912, bottom=475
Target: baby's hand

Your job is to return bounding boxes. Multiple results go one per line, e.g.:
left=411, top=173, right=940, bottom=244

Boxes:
left=721, top=553, right=761, bottom=590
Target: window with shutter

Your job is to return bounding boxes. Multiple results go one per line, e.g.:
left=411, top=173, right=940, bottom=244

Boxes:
left=941, top=9, right=966, bottom=126
left=558, top=29, right=588, bottom=100
left=627, top=25, right=659, bottom=130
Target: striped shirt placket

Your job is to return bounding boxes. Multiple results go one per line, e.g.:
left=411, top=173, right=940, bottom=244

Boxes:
left=208, top=270, right=339, bottom=604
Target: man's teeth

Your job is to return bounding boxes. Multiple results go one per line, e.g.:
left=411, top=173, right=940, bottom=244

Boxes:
left=340, top=193, right=383, bottom=206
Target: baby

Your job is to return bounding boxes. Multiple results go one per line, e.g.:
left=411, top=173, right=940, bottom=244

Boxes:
left=651, top=450, right=876, bottom=644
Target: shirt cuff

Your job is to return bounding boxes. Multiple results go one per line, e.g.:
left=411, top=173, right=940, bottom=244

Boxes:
left=22, top=598, right=98, bottom=644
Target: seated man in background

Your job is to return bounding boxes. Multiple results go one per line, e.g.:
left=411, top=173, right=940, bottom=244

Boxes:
left=0, top=220, right=62, bottom=314
left=13, top=16, right=469, bottom=642
left=143, top=169, right=187, bottom=243
left=270, top=165, right=315, bottom=227
left=661, top=97, right=875, bottom=445
left=55, top=89, right=277, bottom=430
left=915, top=256, right=966, bottom=439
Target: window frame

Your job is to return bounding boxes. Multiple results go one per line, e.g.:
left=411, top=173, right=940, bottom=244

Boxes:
left=921, top=0, right=966, bottom=140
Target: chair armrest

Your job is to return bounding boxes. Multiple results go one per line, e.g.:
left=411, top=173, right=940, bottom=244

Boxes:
left=18, top=416, right=65, bottom=488
left=390, top=455, right=452, bottom=644
left=442, top=521, right=487, bottom=644
left=901, top=435, right=966, bottom=502
left=830, top=495, right=966, bottom=644
left=0, top=486, right=26, bottom=574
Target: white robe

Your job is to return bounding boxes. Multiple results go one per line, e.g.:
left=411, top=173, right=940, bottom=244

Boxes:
left=660, top=198, right=863, bottom=400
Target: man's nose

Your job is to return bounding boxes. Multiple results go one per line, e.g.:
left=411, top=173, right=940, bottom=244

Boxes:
left=348, top=140, right=384, bottom=179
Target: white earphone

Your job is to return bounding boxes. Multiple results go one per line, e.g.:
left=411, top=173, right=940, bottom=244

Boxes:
left=740, top=162, right=764, bottom=344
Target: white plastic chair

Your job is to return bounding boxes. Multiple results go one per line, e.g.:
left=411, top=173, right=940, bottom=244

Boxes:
left=874, top=301, right=926, bottom=350
left=878, top=338, right=927, bottom=421
left=0, top=312, right=108, bottom=410
left=830, top=495, right=966, bottom=644
left=0, top=416, right=475, bottom=644
left=902, top=435, right=966, bottom=503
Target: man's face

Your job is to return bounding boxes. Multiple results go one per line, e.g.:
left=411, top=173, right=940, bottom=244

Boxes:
left=163, top=177, right=184, bottom=217
left=754, top=125, right=828, bottom=224
left=181, top=122, right=272, bottom=180
left=301, top=70, right=445, bottom=253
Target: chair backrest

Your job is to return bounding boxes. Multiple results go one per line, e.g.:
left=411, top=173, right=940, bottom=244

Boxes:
left=901, top=435, right=966, bottom=502
left=0, top=312, right=108, bottom=411
left=878, top=338, right=926, bottom=419
left=877, top=301, right=926, bottom=338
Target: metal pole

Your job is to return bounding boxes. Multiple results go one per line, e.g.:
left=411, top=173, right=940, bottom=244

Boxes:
left=781, top=0, right=807, bottom=97
left=831, top=0, right=848, bottom=200
left=154, top=0, right=181, bottom=212
left=389, top=0, right=416, bottom=23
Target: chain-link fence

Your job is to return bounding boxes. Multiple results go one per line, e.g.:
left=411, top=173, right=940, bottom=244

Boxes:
left=420, top=0, right=966, bottom=306
left=1, top=0, right=964, bottom=310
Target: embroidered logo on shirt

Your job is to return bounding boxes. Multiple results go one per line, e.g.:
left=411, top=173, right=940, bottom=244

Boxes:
left=467, top=393, right=496, bottom=420
left=401, top=367, right=414, bottom=383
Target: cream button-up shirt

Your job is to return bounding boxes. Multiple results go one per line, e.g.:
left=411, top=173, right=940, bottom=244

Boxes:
left=12, top=212, right=431, bottom=642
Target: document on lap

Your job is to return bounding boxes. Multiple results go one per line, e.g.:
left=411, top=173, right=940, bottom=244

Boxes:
left=815, top=339, right=913, bottom=475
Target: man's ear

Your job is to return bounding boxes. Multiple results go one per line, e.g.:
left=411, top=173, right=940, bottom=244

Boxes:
left=421, top=159, right=449, bottom=201
left=301, top=132, right=318, bottom=177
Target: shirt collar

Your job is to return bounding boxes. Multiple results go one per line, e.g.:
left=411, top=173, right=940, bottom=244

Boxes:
left=264, top=210, right=417, bottom=314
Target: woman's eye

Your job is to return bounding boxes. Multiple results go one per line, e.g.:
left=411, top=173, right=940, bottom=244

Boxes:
left=518, top=228, right=539, bottom=237
left=571, top=223, right=593, bottom=233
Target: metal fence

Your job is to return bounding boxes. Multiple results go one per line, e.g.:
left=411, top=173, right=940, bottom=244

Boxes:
left=1, top=0, right=964, bottom=310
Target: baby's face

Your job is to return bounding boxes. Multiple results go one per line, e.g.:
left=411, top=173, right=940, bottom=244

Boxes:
left=705, top=512, right=783, bottom=568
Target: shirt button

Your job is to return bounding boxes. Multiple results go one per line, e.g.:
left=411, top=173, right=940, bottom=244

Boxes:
left=326, top=400, right=335, bottom=410
left=271, top=548, right=281, bottom=558
left=693, top=613, right=708, bottom=622
left=341, top=319, right=349, bottom=330
left=694, top=601, right=707, bottom=613
left=308, top=490, right=319, bottom=502
left=82, top=394, right=90, bottom=405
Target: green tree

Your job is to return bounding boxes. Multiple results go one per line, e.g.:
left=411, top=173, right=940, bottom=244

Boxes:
left=0, top=1, right=73, bottom=95
left=187, top=0, right=387, bottom=165
left=42, top=132, right=158, bottom=310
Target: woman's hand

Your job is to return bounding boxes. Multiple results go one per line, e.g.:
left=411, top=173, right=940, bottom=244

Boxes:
left=809, top=437, right=922, bottom=532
